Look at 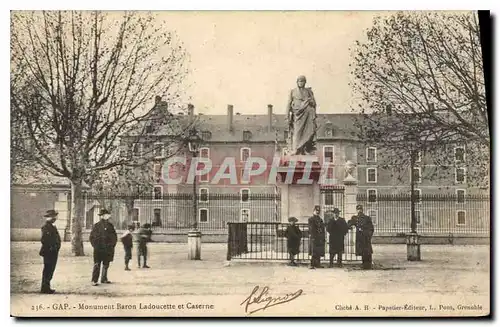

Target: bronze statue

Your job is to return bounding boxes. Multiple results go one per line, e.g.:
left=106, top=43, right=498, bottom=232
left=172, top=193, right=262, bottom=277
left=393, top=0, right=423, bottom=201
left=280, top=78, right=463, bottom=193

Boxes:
left=287, top=75, right=317, bottom=155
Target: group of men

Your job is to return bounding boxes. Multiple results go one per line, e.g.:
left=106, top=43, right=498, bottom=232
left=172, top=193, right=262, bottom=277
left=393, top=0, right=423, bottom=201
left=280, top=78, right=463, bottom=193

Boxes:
left=38, top=209, right=153, bottom=294
left=286, top=204, right=374, bottom=270
left=39, top=203, right=373, bottom=294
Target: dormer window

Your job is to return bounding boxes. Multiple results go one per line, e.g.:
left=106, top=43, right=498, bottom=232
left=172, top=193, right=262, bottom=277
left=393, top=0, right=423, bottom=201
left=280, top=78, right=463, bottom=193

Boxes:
left=324, top=122, right=334, bottom=137
left=202, top=131, right=212, bottom=141
left=243, top=130, right=252, bottom=141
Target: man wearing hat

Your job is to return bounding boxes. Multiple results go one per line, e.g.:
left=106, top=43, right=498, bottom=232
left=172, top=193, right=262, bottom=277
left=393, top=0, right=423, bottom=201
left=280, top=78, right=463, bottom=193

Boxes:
left=285, top=217, right=302, bottom=266
left=39, top=210, right=61, bottom=294
left=308, top=205, right=326, bottom=269
left=89, top=209, right=117, bottom=285
left=348, top=204, right=374, bottom=269
left=326, top=208, right=349, bottom=268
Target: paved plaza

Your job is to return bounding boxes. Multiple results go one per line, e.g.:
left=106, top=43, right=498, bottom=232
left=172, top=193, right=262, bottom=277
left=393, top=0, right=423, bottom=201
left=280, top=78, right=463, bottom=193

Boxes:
left=11, top=242, right=490, bottom=317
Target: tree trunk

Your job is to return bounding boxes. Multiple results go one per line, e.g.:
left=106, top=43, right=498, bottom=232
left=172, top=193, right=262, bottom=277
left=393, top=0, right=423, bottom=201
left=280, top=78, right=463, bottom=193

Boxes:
left=71, top=179, right=85, bottom=256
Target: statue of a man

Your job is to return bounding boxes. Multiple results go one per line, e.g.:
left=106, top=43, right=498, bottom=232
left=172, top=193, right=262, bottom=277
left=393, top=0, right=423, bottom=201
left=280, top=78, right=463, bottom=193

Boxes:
left=287, top=75, right=317, bottom=155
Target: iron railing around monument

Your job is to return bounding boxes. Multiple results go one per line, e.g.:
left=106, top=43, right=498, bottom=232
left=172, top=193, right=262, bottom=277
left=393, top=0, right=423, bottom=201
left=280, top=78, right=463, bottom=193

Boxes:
left=227, top=222, right=361, bottom=262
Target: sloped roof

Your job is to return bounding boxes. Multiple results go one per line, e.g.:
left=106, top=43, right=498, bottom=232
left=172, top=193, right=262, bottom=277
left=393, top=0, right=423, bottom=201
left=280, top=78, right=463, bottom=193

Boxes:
left=152, top=113, right=360, bottom=142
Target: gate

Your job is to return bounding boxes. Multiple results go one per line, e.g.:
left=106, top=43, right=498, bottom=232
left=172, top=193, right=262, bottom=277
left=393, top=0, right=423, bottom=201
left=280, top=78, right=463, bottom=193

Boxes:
left=226, top=185, right=361, bottom=263
left=227, top=222, right=361, bottom=263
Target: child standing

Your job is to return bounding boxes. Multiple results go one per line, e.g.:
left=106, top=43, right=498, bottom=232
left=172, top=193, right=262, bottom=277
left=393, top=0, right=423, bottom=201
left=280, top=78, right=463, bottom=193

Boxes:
left=285, top=217, right=302, bottom=266
left=136, top=223, right=152, bottom=268
left=120, top=224, right=134, bottom=271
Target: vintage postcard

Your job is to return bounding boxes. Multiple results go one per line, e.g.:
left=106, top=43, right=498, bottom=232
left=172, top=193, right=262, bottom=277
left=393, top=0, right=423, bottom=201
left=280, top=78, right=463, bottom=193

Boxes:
left=10, top=10, right=490, bottom=317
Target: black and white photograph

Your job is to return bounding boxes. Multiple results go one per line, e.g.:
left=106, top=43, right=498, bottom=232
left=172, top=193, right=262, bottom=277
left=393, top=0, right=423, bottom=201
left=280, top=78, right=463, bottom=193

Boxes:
left=9, top=10, right=491, bottom=317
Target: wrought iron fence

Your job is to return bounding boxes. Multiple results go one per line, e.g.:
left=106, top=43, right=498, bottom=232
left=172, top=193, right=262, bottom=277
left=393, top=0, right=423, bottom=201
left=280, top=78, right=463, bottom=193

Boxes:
left=227, top=222, right=361, bottom=262
left=321, top=186, right=345, bottom=221
left=82, top=192, right=281, bottom=231
left=356, top=193, right=490, bottom=236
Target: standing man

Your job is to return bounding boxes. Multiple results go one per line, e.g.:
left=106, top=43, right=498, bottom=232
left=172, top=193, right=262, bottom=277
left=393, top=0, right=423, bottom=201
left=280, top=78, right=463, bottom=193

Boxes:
left=39, top=210, right=61, bottom=294
left=90, top=209, right=117, bottom=286
left=308, top=205, right=326, bottom=269
left=348, top=204, right=374, bottom=270
left=326, top=208, right=349, bottom=268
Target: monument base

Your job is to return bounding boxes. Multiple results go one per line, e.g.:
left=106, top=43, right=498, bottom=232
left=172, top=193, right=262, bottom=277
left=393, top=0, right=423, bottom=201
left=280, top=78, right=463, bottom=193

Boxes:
left=278, top=154, right=321, bottom=223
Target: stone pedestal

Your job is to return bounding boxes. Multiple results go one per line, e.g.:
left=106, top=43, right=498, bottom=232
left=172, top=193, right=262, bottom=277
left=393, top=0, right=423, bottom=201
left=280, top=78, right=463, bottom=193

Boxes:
left=286, top=183, right=320, bottom=223
left=406, top=232, right=421, bottom=261
left=278, top=155, right=321, bottom=223
left=188, top=229, right=201, bottom=260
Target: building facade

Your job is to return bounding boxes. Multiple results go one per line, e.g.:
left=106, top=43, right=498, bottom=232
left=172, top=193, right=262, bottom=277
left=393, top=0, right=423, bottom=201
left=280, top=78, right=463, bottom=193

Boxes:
left=118, top=102, right=489, bottom=237
left=11, top=99, right=488, bottom=240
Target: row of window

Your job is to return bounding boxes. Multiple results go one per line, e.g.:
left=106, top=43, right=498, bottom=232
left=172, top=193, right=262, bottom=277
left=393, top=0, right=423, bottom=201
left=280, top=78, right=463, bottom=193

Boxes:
left=147, top=207, right=248, bottom=225
left=361, top=146, right=465, bottom=163
left=363, top=189, right=468, bottom=204
left=126, top=144, right=467, bottom=169
left=202, top=146, right=467, bottom=165
left=365, top=209, right=468, bottom=226
left=153, top=186, right=251, bottom=202
left=364, top=167, right=467, bottom=184
left=154, top=165, right=256, bottom=184
left=122, top=143, right=168, bottom=159
left=152, top=186, right=468, bottom=205
left=156, top=163, right=467, bottom=185
left=146, top=207, right=468, bottom=226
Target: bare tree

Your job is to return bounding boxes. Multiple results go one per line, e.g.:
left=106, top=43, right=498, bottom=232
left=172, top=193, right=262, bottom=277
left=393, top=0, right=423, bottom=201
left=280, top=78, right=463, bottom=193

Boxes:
left=350, top=11, right=490, bottom=233
left=350, top=11, right=489, bottom=185
left=11, top=11, right=191, bottom=255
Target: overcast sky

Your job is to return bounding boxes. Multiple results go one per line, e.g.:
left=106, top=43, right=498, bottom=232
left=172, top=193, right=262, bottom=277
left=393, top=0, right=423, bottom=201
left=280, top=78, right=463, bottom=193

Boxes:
left=156, top=11, right=380, bottom=115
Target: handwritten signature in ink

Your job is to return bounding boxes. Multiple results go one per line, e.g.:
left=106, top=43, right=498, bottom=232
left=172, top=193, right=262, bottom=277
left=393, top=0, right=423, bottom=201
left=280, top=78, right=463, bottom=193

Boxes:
left=240, top=285, right=304, bottom=315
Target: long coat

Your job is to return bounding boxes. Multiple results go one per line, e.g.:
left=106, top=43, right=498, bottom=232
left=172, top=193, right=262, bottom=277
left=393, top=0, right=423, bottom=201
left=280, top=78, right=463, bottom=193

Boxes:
left=348, top=214, right=374, bottom=256
left=327, top=217, right=348, bottom=253
left=285, top=225, right=302, bottom=255
left=308, top=215, right=326, bottom=257
left=89, top=219, right=117, bottom=262
left=39, top=222, right=61, bottom=257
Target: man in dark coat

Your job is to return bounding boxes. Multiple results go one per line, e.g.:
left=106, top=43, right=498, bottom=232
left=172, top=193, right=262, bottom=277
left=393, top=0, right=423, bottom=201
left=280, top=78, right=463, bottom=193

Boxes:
left=327, top=208, right=349, bottom=268
left=39, top=210, right=61, bottom=294
left=308, top=205, right=326, bottom=269
left=90, top=209, right=117, bottom=285
left=285, top=217, right=302, bottom=266
left=348, top=204, right=374, bottom=270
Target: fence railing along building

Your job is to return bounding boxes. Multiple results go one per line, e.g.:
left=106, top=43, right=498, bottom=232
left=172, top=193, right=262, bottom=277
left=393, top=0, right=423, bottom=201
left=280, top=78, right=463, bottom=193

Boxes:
left=82, top=192, right=281, bottom=231
left=356, top=192, right=490, bottom=236
left=81, top=191, right=489, bottom=237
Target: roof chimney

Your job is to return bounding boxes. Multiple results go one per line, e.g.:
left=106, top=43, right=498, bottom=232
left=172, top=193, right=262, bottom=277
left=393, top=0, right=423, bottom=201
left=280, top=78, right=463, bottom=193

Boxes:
left=227, top=104, right=234, bottom=132
left=187, top=104, right=194, bottom=116
left=386, top=104, right=392, bottom=115
left=267, top=104, right=273, bottom=132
